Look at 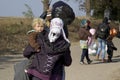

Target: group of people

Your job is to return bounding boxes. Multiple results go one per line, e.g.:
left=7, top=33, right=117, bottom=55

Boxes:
left=78, top=17, right=119, bottom=64
left=14, top=1, right=75, bottom=80
left=14, top=1, right=120, bottom=80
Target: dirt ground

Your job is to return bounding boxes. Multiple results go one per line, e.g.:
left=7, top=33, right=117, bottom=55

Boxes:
left=0, top=38, right=120, bottom=80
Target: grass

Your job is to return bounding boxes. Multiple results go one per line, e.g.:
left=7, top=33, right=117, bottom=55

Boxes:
left=0, top=17, right=32, bottom=55
left=0, top=17, right=119, bottom=55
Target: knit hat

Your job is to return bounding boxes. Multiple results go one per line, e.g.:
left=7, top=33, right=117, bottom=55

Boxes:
left=80, top=19, right=87, bottom=27
left=89, top=28, right=96, bottom=36
left=48, top=18, right=70, bottom=43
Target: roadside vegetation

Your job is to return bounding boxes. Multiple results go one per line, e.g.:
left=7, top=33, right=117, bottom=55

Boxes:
left=0, top=17, right=119, bottom=55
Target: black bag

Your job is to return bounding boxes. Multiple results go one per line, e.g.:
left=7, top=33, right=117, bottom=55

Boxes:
left=52, top=1, right=75, bottom=25
left=97, top=23, right=110, bottom=39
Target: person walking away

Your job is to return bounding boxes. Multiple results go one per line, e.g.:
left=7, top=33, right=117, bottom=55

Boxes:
left=95, top=17, right=110, bottom=62
left=106, top=28, right=118, bottom=62
left=78, top=19, right=92, bottom=64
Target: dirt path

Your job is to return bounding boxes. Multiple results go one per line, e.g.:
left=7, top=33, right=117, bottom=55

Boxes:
left=0, top=38, right=120, bottom=80
left=65, top=43, right=120, bottom=80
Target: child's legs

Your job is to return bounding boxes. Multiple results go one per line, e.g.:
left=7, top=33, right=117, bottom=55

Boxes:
left=85, top=49, right=91, bottom=61
left=107, top=46, right=113, bottom=60
left=80, top=49, right=86, bottom=62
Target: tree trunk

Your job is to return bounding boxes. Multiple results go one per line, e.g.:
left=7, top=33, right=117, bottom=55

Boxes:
left=85, top=0, right=91, bottom=18
left=41, top=0, right=49, bottom=11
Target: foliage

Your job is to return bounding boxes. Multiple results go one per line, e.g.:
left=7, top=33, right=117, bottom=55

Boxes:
left=91, top=0, right=120, bottom=20
left=41, top=0, right=50, bottom=11
left=0, top=17, right=119, bottom=55
left=22, top=4, right=34, bottom=19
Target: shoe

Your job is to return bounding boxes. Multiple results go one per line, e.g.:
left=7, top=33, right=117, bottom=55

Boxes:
left=87, top=60, right=92, bottom=64
left=102, top=59, right=106, bottom=63
left=107, top=59, right=112, bottom=62
left=96, top=54, right=99, bottom=60
left=80, top=61, right=85, bottom=64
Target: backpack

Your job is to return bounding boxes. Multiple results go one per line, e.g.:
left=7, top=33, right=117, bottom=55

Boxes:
left=52, top=1, right=75, bottom=25
left=96, top=23, right=110, bottom=39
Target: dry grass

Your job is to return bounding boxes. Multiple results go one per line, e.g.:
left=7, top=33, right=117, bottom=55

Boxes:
left=0, top=17, right=32, bottom=55
left=0, top=17, right=119, bottom=55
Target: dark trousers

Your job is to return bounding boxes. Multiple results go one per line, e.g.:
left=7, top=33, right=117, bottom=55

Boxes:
left=107, top=46, right=113, bottom=60
left=80, top=49, right=90, bottom=62
left=107, top=41, right=114, bottom=60
left=32, top=77, right=41, bottom=80
left=29, top=75, right=42, bottom=80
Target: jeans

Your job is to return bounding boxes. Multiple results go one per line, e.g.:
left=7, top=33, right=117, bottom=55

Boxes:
left=96, top=38, right=106, bottom=59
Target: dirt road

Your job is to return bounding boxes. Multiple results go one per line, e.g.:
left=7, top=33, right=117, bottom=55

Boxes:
left=0, top=38, right=120, bottom=80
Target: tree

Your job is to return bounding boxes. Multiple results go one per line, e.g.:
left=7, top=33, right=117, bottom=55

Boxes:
left=41, top=0, right=50, bottom=11
left=92, top=0, right=120, bottom=20
left=40, top=0, right=120, bottom=19
left=41, top=0, right=91, bottom=17
left=85, top=0, right=91, bottom=17
left=67, top=0, right=91, bottom=17
left=22, top=4, right=34, bottom=18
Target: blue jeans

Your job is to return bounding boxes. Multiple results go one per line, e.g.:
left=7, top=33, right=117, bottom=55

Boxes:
left=96, top=38, right=106, bottom=59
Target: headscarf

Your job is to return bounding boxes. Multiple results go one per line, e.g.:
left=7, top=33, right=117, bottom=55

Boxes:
left=48, top=18, right=70, bottom=43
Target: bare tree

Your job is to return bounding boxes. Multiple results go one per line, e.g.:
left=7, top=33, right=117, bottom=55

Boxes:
left=85, top=0, right=90, bottom=17
left=22, top=4, right=34, bottom=18
left=41, top=0, right=50, bottom=11
left=41, top=0, right=91, bottom=17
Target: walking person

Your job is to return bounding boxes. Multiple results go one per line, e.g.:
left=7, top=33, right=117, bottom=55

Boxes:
left=106, top=28, right=118, bottom=62
left=23, top=18, right=72, bottom=80
left=95, top=17, right=110, bottom=62
left=88, top=28, right=97, bottom=55
left=78, top=19, right=92, bottom=64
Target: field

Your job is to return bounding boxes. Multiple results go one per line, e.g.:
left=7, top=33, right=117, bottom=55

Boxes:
left=0, top=17, right=120, bottom=80
left=0, top=17, right=119, bottom=55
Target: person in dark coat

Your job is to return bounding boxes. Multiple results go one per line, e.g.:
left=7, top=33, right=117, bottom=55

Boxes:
left=23, top=18, right=72, bottom=80
left=106, top=28, right=118, bottom=62
left=95, top=17, right=110, bottom=62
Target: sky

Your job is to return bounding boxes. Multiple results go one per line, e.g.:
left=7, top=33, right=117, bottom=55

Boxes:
left=0, top=0, right=85, bottom=17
